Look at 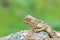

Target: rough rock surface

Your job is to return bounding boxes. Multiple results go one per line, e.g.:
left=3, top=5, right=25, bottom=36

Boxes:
left=0, top=30, right=51, bottom=40
left=0, top=30, right=60, bottom=40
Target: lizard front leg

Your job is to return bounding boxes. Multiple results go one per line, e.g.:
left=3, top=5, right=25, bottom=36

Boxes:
left=36, top=22, right=58, bottom=38
left=34, top=23, right=47, bottom=33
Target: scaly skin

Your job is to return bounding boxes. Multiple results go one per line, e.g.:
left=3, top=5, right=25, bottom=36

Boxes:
left=24, top=15, right=58, bottom=38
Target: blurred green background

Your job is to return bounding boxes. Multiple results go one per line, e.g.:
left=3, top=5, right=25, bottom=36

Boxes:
left=0, top=0, right=60, bottom=37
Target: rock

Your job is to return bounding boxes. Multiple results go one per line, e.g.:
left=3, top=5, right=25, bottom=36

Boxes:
left=6, top=30, right=50, bottom=40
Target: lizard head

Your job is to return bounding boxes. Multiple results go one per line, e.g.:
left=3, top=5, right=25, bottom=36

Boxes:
left=24, top=15, right=44, bottom=29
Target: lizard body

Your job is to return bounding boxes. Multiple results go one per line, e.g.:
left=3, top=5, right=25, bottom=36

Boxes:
left=24, top=15, right=58, bottom=38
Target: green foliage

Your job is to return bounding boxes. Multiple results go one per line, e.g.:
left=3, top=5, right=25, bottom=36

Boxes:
left=0, top=0, right=60, bottom=37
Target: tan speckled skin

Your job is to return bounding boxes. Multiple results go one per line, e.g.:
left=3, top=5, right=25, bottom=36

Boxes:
left=24, top=15, right=58, bottom=38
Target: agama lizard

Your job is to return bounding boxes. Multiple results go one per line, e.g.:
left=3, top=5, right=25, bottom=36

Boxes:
left=24, top=15, right=58, bottom=38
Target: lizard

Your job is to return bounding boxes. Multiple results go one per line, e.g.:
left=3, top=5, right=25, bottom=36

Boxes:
left=24, top=15, right=58, bottom=38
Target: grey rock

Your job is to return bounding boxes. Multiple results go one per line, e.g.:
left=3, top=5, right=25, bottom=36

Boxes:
left=0, top=30, right=50, bottom=40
